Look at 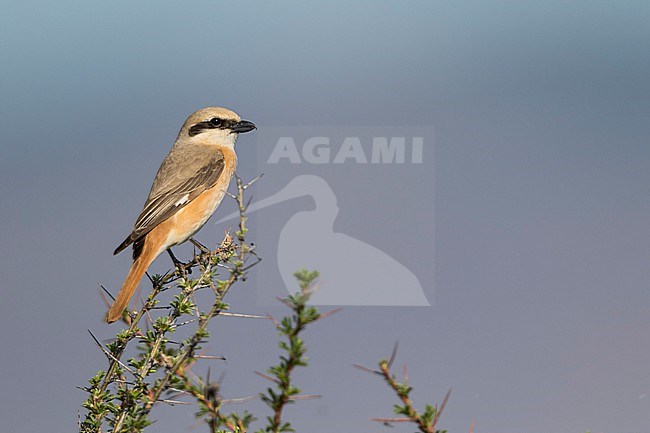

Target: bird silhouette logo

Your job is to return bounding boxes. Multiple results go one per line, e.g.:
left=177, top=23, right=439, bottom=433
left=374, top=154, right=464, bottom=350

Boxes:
left=218, top=174, right=430, bottom=305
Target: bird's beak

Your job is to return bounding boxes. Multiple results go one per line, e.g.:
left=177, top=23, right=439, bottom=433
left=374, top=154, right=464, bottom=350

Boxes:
left=231, top=120, right=257, bottom=134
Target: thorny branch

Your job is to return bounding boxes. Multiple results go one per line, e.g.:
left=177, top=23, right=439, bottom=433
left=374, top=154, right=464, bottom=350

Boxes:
left=79, top=175, right=261, bottom=433
left=356, top=346, right=451, bottom=433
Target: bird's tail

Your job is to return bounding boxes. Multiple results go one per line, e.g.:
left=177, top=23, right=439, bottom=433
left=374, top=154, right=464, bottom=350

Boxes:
left=106, top=239, right=157, bottom=323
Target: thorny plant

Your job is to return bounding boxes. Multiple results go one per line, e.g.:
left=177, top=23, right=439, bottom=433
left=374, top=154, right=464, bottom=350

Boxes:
left=79, top=175, right=452, bottom=433
left=257, top=269, right=330, bottom=433
left=355, top=343, right=452, bottom=433
left=173, top=269, right=329, bottom=433
left=79, top=175, right=264, bottom=433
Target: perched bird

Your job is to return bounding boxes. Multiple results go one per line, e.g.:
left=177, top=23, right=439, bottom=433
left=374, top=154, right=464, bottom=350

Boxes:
left=107, top=107, right=256, bottom=323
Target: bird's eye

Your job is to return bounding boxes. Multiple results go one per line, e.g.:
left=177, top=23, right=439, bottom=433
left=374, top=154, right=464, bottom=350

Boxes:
left=209, top=117, right=222, bottom=127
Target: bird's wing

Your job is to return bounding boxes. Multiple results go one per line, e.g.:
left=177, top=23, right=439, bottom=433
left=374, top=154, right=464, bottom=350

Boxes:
left=114, top=146, right=225, bottom=255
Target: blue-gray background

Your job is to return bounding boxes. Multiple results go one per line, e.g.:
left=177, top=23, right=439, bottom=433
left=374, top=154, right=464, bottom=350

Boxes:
left=1, top=1, right=649, bottom=432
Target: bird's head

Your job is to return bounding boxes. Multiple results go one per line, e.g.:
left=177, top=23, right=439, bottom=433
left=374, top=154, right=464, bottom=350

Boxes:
left=180, top=106, right=256, bottom=149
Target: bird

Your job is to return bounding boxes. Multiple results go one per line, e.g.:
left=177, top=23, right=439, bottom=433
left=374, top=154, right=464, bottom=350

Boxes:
left=106, top=107, right=256, bottom=323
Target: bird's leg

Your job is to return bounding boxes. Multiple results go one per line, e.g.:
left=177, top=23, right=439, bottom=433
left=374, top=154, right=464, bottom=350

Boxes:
left=189, top=237, right=211, bottom=254
left=167, top=248, right=192, bottom=274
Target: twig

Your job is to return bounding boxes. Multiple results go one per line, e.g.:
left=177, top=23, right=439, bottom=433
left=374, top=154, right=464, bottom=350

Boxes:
left=87, top=330, right=137, bottom=377
left=376, top=358, right=451, bottom=433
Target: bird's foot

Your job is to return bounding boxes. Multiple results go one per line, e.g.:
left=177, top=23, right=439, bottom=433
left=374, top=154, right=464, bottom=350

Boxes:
left=167, top=248, right=192, bottom=274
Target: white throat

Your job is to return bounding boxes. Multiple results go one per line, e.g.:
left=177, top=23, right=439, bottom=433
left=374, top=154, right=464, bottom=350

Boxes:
left=191, top=129, right=238, bottom=150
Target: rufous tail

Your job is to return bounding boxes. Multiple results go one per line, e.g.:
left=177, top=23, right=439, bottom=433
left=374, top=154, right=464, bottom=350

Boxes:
left=106, top=238, right=158, bottom=323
